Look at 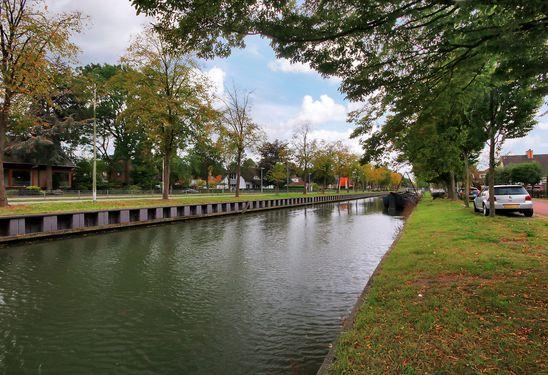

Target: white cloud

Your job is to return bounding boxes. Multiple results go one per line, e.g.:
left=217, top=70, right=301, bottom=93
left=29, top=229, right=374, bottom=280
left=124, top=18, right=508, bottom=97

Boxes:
left=287, top=94, right=347, bottom=127
left=250, top=95, right=363, bottom=153
left=308, top=129, right=362, bottom=154
left=268, top=58, right=314, bottom=74
left=45, top=0, right=150, bottom=64
left=268, top=58, right=342, bottom=85
left=537, top=121, right=548, bottom=131
left=206, top=67, right=226, bottom=97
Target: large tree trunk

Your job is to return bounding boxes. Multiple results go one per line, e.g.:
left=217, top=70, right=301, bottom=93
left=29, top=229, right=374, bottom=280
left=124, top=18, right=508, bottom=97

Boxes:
left=448, top=170, right=456, bottom=200
left=235, top=151, right=241, bottom=197
left=0, top=105, right=9, bottom=207
left=162, top=154, right=170, bottom=200
left=488, top=130, right=496, bottom=217
left=463, top=155, right=470, bottom=208
left=302, top=170, right=307, bottom=195
left=488, top=91, right=496, bottom=217
left=124, top=158, right=130, bottom=186
left=337, top=174, right=341, bottom=193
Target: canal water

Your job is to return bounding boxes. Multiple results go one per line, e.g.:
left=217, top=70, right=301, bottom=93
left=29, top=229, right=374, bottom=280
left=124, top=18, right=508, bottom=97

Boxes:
left=0, top=197, right=402, bottom=374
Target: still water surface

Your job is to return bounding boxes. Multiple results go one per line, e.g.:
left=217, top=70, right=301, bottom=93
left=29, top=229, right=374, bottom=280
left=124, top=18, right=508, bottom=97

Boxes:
left=0, top=197, right=402, bottom=374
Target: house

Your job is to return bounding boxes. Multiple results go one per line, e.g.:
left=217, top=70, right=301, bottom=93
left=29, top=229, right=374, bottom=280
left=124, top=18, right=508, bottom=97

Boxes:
left=217, top=173, right=247, bottom=190
left=3, top=157, right=74, bottom=190
left=500, top=149, right=548, bottom=184
left=288, top=176, right=305, bottom=187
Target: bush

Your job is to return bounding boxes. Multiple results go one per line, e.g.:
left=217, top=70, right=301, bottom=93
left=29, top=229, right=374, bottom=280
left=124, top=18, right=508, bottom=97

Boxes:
left=22, top=186, right=42, bottom=196
left=128, top=185, right=142, bottom=193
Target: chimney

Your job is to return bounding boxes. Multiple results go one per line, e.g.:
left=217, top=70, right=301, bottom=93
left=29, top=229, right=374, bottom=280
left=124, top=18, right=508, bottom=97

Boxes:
left=526, top=149, right=533, bottom=160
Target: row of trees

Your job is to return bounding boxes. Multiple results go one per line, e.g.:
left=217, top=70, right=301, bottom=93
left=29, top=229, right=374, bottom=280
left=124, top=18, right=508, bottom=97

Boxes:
left=256, top=134, right=403, bottom=192
left=71, top=134, right=404, bottom=193
left=0, top=0, right=403, bottom=204
left=131, top=0, right=546, bottom=216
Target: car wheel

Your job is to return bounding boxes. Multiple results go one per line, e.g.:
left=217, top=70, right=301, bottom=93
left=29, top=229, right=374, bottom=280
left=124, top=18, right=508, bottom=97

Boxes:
left=473, top=201, right=480, bottom=213
left=523, top=209, right=533, bottom=217
left=483, top=204, right=490, bottom=216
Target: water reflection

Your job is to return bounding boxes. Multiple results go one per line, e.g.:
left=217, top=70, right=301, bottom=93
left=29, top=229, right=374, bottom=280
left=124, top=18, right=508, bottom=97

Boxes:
left=0, top=197, right=402, bottom=374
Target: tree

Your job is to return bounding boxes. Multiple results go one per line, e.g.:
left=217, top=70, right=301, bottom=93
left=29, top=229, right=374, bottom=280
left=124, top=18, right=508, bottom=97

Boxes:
left=492, top=163, right=542, bottom=187
left=132, top=1, right=546, bottom=107
left=510, top=163, right=542, bottom=186
left=480, top=80, right=542, bottom=216
left=0, top=0, right=82, bottom=205
left=258, top=139, right=289, bottom=185
left=267, top=162, right=287, bottom=193
left=312, top=141, right=335, bottom=192
left=77, top=64, right=145, bottom=186
left=122, top=27, right=218, bottom=199
left=331, top=142, right=354, bottom=193
left=240, top=158, right=257, bottom=183
left=219, top=85, right=264, bottom=197
left=390, top=172, right=403, bottom=190
left=291, top=122, right=316, bottom=194
left=134, top=0, right=545, bottom=212
left=186, top=138, right=224, bottom=189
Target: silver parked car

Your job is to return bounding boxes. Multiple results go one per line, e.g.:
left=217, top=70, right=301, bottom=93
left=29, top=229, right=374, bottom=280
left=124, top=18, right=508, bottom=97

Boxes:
left=473, top=185, right=533, bottom=217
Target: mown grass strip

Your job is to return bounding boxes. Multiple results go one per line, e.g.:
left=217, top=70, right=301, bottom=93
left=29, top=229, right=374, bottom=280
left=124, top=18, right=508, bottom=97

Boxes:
left=0, top=191, right=364, bottom=216
left=332, top=198, right=547, bottom=374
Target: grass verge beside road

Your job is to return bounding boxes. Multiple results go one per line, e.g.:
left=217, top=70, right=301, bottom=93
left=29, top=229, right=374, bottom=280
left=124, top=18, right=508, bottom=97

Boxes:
left=0, top=191, right=365, bottom=216
left=332, top=198, right=547, bottom=374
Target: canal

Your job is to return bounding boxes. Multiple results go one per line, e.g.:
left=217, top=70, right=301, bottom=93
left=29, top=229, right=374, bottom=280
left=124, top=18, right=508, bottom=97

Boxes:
left=0, top=197, right=403, bottom=374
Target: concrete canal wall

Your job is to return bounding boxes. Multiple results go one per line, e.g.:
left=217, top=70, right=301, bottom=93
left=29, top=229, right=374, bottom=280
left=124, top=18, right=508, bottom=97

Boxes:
left=0, top=193, right=387, bottom=244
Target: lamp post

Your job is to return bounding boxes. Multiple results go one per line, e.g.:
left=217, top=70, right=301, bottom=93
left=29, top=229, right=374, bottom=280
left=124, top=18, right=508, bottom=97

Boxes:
left=92, top=84, right=97, bottom=204
left=308, top=172, right=312, bottom=193
left=260, top=167, right=264, bottom=193
left=286, top=163, right=289, bottom=193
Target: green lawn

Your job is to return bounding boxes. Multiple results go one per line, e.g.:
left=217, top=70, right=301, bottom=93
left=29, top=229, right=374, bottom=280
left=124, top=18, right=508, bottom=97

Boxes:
left=0, top=191, right=365, bottom=216
left=332, top=198, right=547, bottom=374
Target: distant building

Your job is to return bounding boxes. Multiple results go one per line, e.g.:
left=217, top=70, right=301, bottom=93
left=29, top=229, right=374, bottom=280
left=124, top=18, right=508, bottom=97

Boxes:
left=288, top=176, right=305, bottom=187
left=217, top=174, right=247, bottom=190
left=500, top=149, right=548, bottom=187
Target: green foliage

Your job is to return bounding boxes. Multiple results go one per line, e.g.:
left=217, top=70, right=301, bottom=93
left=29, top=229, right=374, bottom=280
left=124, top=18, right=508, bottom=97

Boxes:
left=267, top=162, right=288, bottom=191
left=131, top=0, right=545, bottom=204
left=491, top=163, right=542, bottom=186
left=258, top=139, right=289, bottom=183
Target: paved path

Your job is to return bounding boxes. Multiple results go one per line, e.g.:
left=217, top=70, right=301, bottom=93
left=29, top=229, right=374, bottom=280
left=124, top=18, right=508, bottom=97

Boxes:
left=534, top=199, right=548, bottom=217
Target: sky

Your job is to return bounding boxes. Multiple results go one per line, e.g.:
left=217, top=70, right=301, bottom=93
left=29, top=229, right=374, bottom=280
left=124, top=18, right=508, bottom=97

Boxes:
left=46, top=0, right=547, bottom=169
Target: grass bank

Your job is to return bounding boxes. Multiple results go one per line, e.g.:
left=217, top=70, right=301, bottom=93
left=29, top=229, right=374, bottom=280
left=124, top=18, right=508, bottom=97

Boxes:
left=0, top=191, right=366, bottom=217
left=331, top=198, right=547, bottom=374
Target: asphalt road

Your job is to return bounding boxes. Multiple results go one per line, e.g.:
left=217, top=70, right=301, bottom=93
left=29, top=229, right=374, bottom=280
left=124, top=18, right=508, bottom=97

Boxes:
left=534, top=199, right=548, bottom=217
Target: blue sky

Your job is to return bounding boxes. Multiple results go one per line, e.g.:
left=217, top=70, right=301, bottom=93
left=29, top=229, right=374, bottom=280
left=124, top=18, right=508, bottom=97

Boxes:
left=48, top=0, right=547, bottom=166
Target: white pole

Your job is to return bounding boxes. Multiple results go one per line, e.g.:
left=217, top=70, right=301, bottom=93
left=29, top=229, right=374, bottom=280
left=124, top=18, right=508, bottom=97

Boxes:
left=92, top=84, right=97, bottom=204
left=260, top=168, right=264, bottom=193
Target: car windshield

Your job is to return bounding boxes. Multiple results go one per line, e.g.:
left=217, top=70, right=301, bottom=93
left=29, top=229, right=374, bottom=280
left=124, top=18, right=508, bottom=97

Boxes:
left=494, top=186, right=528, bottom=195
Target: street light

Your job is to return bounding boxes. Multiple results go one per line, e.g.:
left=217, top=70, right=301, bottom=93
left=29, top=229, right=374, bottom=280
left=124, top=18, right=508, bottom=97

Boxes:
left=308, top=172, right=312, bottom=193
left=260, top=167, right=264, bottom=193
left=286, top=163, right=289, bottom=193
left=92, top=84, right=97, bottom=204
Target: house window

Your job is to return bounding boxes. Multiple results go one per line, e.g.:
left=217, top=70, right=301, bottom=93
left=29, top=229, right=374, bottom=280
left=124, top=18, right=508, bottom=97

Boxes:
left=12, top=170, right=31, bottom=187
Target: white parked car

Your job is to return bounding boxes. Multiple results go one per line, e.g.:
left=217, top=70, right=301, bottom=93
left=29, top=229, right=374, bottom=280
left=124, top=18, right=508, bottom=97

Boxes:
left=473, top=185, right=533, bottom=217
